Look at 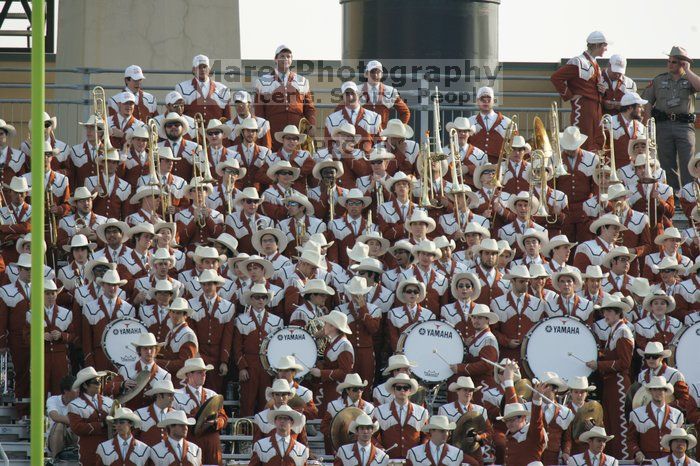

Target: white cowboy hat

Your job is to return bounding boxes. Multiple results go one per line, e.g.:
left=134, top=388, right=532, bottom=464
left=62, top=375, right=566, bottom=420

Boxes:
left=44, top=279, right=63, bottom=294
left=284, top=193, right=315, bottom=216
left=384, top=373, right=419, bottom=394
left=404, top=209, right=437, bottom=233
left=62, top=234, right=97, bottom=252
left=339, top=188, right=371, bottom=208
left=620, top=91, right=647, bottom=107
left=106, top=407, right=141, bottom=428
left=559, top=126, right=588, bottom=151
left=157, top=410, right=195, bottom=428
left=349, top=412, right=379, bottom=434
left=68, top=186, right=98, bottom=206
left=301, top=278, right=335, bottom=296
left=159, top=112, right=190, bottom=137
left=504, top=264, right=531, bottom=280
left=176, top=357, right=214, bottom=381
left=396, top=278, right=427, bottom=304
left=344, top=276, right=372, bottom=297
left=655, top=256, right=684, bottom=273
left=412, top=239, right=442, bottom=259
left=197, top=269, right=226, bottom=285
left=320, top=310, right=352, bottom=334
left=312, top=159, right=344, bottom=181
left=149, top=248, right=176, bottom=268
left=606, top=183, right=633, bottom=202
left=155, top=146, right=181, bottom=162
left=298, top=249, right=324, bottom=268
left=366, top=147, right=395, bottom=163
left=274, top=124, right=307, bottom=144
left=567, top=376, right=596, bottom=392
left=434, top=235, right=456, bottom=251
left=580, top=265, right=609, bottom=280
left=208, top=232, right=239, bottom=254
left=602, top=246, right=637, bottom=268
left=95, top=218, right=130, bottom=244
left=661, top=428, right=697, bottom=450
left=144, top=379, right=176, bottom=397
left=445, top=184, right=479, bottom=206
left=130, top=332, right=164, bottom=349
left=380, top=119, right=414, bottom=139
left=528, top=264, right=549, bottom=279
left=241, top=283, right=274, bottom=306
left=202, top=119, right=232, bottom=138
left=383, top=171, right=413, bottom=193
left=422, top=415, right=457, bottom=433
left=350, top=257, right=384, bottom=275
left=595, top=295, right=630, bottom=313
left=446, top=116, right=474, bottom=133
left=168, top=297, right=194, bottom=316
left=579, top=426, right=614, bottom=443
left=130, top=185, right=161, bottom=205
left=128, top=223, right=155, bottom=238
left=0, top=119, right=16, bottom=136
left=251, top=228, right=289, bottom=256
left=389, top=239, right=415, bottom=257
left=450, top=272, right=482, bottom=301
left=265, top=378, right=294, bottom=400
left=506, top=191, right=541, bottom=215
left=233, top=187, right=263, bottom=207
left=687, top=152, right=700, bottom=178
left=551, top=266, right=583, bottom=292
left=356, top=231, right=390, bottom=255
left=215, top=157, right=246, bottom=179
left=13, top=253, right=32, bottom=269
left=589, top=213, right=627, bottom=234
left=382, top=354, right=416, bottom=376
left=240, top=255, right=275, bottom=280
left=448, top=376, right=481, bottom=392
left=642, top=290, right=676, bottom=314
left=542, top=234, right=577, bottom=257
left=336, top=373, right=368, bottom=393
left=472, top=238, right=500, bottom=256
left=184, top=177, right=214, bottom=196
left=628, top=137, right=648, bottom=156
left=78, top=114, right=103, bottom=127
left=643, top=375, right=674, bottom=393
left=497, top=403, right=530, bottom=421
left=84, top=257, right=116, bottom=282
left=148, top=279, right=175, bottom=300
left=637, top=341, right=672, bottom=359
left=274, top=355, right=304, bottom=372
left=540, top=371, right=569, bottom=392
left=331, top=121, right=361, bottom=141
left=498, top=240, right=513, bottom=255
left=190, top=246, right=226, bottom=265
left=654, top=227, right=682, bottom=245
left=96, top=269, right=127, bottom=286
left=233, top=117, right=259, bottom=139
left=473, top=163, right=499, bottom=190
left=72, top=366, right=108, bottom=390
left=266, top=160, right=300, bottom=181
left=469, top=303, right=499, bottom=325
left=4, top=176, right=29, bottom=193
left=125, top=125, right=150, bottom=141
left=266, top=404, right=303, bottom=429
left=516, top=228, right=548, bottom=253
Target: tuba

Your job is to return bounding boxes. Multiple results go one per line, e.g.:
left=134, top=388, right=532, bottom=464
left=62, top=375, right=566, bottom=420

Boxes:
left=298, top=117, right=316, bottom=154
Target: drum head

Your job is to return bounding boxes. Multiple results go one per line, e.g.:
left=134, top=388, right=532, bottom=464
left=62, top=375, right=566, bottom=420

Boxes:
left=101, top=318, right=149, bottom=367
left=398, top=321, right=464, bottom=383
left=522, top=317, right=597, bottom=381
left=672, top=322, right=700, bottom=385
left=263, top=326, right=317, bottom=378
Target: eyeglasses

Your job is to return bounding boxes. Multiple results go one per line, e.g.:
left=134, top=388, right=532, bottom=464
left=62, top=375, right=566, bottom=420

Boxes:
left=404, top=289, right=420, bottom=295
left=251, top=295, right=269, bottom=301
left=346, top=200, right=364, bottom=206
left=394, top=385, right=411, bottom=391
left=277, top=171, right=294, bottom=176
left=243, top=199, right=259, bottom=204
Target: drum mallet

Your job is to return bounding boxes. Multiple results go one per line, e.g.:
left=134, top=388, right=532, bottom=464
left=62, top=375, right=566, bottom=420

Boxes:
left=567, top=352, right=587, bottom=364
left=291, top=353, right=311, bottom=371
left=432, top=349, right=453, bottom=370
left=480, top=357, right=507, bottom=370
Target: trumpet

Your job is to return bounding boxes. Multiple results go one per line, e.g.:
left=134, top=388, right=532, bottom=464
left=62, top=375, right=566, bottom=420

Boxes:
left=295, top=217, right=307, bottom=248
left=92, top=86, right=114, bottom=198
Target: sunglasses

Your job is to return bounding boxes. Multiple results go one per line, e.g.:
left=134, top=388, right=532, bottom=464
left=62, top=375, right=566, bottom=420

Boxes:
left=88, top=379, right=102, bottom=386
left=346, top=200, right=364, bottom=206
left=394, top=385, right=411, bottom=391
left=644, top=354, right=662, bottom=360
left=404, top=289, right=420, bottom=295
left=224, top=169, right=240, bottom=176
left=251, top=295, right=269, bottom=301
left=370, top=160, right=384, bottom=165
left=243, top=199, right=259, bottom=204
left=206, top=131, right=223, bottom=136
left=44, top=122, right=53, bottom=129
left=277, top=171, right=294, bottom=176
left=164, top=122, right=182, bottom=128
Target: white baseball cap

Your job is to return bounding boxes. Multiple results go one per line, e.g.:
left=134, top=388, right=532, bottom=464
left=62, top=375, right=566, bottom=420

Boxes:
left=233, top=90, right=251, bottom=103
left=477, top=86, right=494, bottom=99
left=165, top=91, right=184, bottom=105
left=115, top=91, right=136, bottom=104
left=275, top=44, right=292, bottom=56
left=620, top=92, right=648, bottom=107
left=586, top=31, right=608, bottom=44
left=365, top=60, right=383, bottom=72
left=124, top=65, right=145, bottom=80
left=341, top=81, right=359, bottom=94
left=192, top=54, right=210, bottom=67
left=609, top=54, right=626, bottom=73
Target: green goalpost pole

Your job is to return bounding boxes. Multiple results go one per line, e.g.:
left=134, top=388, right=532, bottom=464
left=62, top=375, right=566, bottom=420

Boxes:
left=29, top=0, right=46, bottom=464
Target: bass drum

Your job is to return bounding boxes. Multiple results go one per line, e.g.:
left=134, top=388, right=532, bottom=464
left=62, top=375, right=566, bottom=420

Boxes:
left=101, top=318, right=149, bottom=367
left=260, top=326, right=318, bottom=378
left=396, top=320, right=464, bottom=383
left=670, top=322, right=700, bottom=385
left=521, top=316, right=598, bottom=381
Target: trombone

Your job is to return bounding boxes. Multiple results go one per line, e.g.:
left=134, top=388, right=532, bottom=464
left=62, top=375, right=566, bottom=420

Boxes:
left=600, top=114, right=621, bottom=185
left=527, top=150, right=549, bottom=224
left=194, top=113, right=216, bottom=184
left=91, top=86, right=114, bottom=198
left=146, top=119, right=172, bottom=223
left=448, top=128, right=468, bottom=242
left=493, top=114, right=518, bottom=223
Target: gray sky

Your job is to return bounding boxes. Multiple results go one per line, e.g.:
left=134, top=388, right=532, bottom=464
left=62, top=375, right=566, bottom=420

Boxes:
left=240, top=0, right=700, bottom=61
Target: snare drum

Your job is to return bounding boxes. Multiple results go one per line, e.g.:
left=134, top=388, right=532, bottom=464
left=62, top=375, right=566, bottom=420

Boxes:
left=101, top=318, right=149, bottom=367
left=521, top=316, right=598, bottom=381
left=260, top=326, right=318, bottom=378
left=670, top=322, right=700, bottom=385
left=396, top=320, right=464, bottom=383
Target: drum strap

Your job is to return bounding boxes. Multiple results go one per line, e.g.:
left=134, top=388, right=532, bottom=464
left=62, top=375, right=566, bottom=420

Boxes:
left=604, top=321, right=624, bottom=350
left=165, top=323, right=188, bottom=348
left=584, top=450, right=607, bottom=466
left=324, top=334, right=344, bottom=358
left=424, top=442, right=449, bottom=466
left=112, top=435, right=136, bottom=465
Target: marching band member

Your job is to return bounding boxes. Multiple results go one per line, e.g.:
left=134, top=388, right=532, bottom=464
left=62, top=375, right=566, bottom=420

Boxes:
left=238, top=254, right=284, bottom=314
left=499, top=135, right=530, bottom=195
left=0, top=118, right=26, bottom=185
left=176, top=54, right=231, bottom=122
left=528, top=163, right=569, bottom=237
left=372, top=354, right=415, bottom=406
left=513, top=228, right=548, bottom=267
left=586, top=295, right=633, bottom=459
left=22, top=112, right=69, bottom=166
left=68, top=114, right=105, bottom=189
left=387, top=278, right=435, bottom=350
left=382, top=239, right=414, bottom=291
left=380, top=119, right=419, bottom=175
left=253, top=379, right=308, bottom=444
left=226, top=90, right=272, bottom=149
left=68, top=367, right=114, bottom=465
left=439, top=184, right=488, bottom=247
left=361, top=60, right=411, bottom=128
left=550, top=31, right=608, bottom=151
left=637, top=342, right=694, bottom=413
left=543, top=235, right=577, bottom=275
left=186, top=269, right=234, bottom=393
left=200, top=119, right=235, bottom=170
left=173, top=357, right=227, bottom=465
left=250, top=228, right=293, bottom=287
left=272, top=356, right=318, bottom=420
left=335, top=277, right=382, bottom=389
left=400, top=239, right=448, bottom=312
left=328, top=188, right=373, bottom=267
left=334, top=412, right=389, bottom=466
left=609, top=91, right=646, bottom=167
left=150, top=410, right=203, bottom=465
left=225, top=186, right=273, bottom=254
left=601, top=55, right=637, bottom=112
left=325, top=81, right=382, bottom=155
left=85, top=148, right=131, bottom=220
left=634, top=290, right=682, bottom=349
left=132, top=248, right=183, bottom=308
left=261, top=160, right=304, bottom=219
left=601, top=246, right=637, bottom=296
left=0, top=176, right=32, bottom=264
left=136, top=147, right=187, bottom=211
left=679, top=153, right=700, bottom=219
left=529, top=372, right=573, bottom=465
left=653, top=258, right=687, bottom=318
left=308, top=310, right=356, bottom=416
left=153, top=92, right=196, bottom=140
left=231, top=117, right=273, bottom=189
left=497, top=191, right=546, bottom=253
left=644, top=227, right=692, bottom=283
left=118, top=223, right=155, bottom=280
left=406, top=415, right=464, bottom=466
left=289, top=278, right=334, bottom=327
left=155, top=298, right=199, bottom=376
left=82, top=269, right=136, bottom=370
left=350, top=257, right=394, bottom=312
left=432, top=236, right=467, bottom=279
left=469, top=238, right=508, bottom=305
left=442, top=117, right=488, bottom=183
left=57, top=186, right=105, bottom=247
left=491, top=264, right=544, bottom=363
left=564, top=377, right=597, bottom=456
left=135, top=379, right=176, bottom=446
left=545, top=267, right=595, bottom=324
left=283, top=249, right=324, bottom=322
left=573, top=213, right=625, bottom=271
left=579, top=265, right=610, bottom=307
left=6, top=234, right=55, bottom=287
left=566, top=426, right=618, bottom=466
left=234, top=283, right=284, bottom=416
left=321, top=373, right=375, bottom=453
left=96, top=407, right=151, bottom=466
left=677, top=258, right=700, bottom=321
left=404, top=209, right=437, bottom=245
left=378, top=171, right=417, bottom=241
left=628, top=376, right=684, bottom=462
left=653, top=428, right=700, bottom=466
left=125, top=185, right=162, bottom=227
left=57, top=234, right=96, bottom=292
left=440, top=272, right=481, bottom=340
left=620, top=138, right=667, bottom=189
left=72, top=258, right=118, bottom=314
left=208, top=158, right=243, bottom=215
left=450, top=304, right=500, bottom=398
left=357, top=147, right=394, bottom=213
left=157, top=112, right=199, bottom=181
left=107, top=91, right=148, bottom=150
left=628, top=154, right=675, bottom=233
left=481, top=359, right=522, bottom=463
left=468, top=86, right=515, bottom=162
left=176, top=177, right=225, bottom=251
left=108, top=65, right=158, bottom=122
left=374, top=373, right=429, bottom=459
left=530, top=264, right=557, bottom=301
left=248, top=405, right=310, bottom=466
left=122, top=126, right=151, bottom=187
left=266, top=125, right=314, bottom=192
